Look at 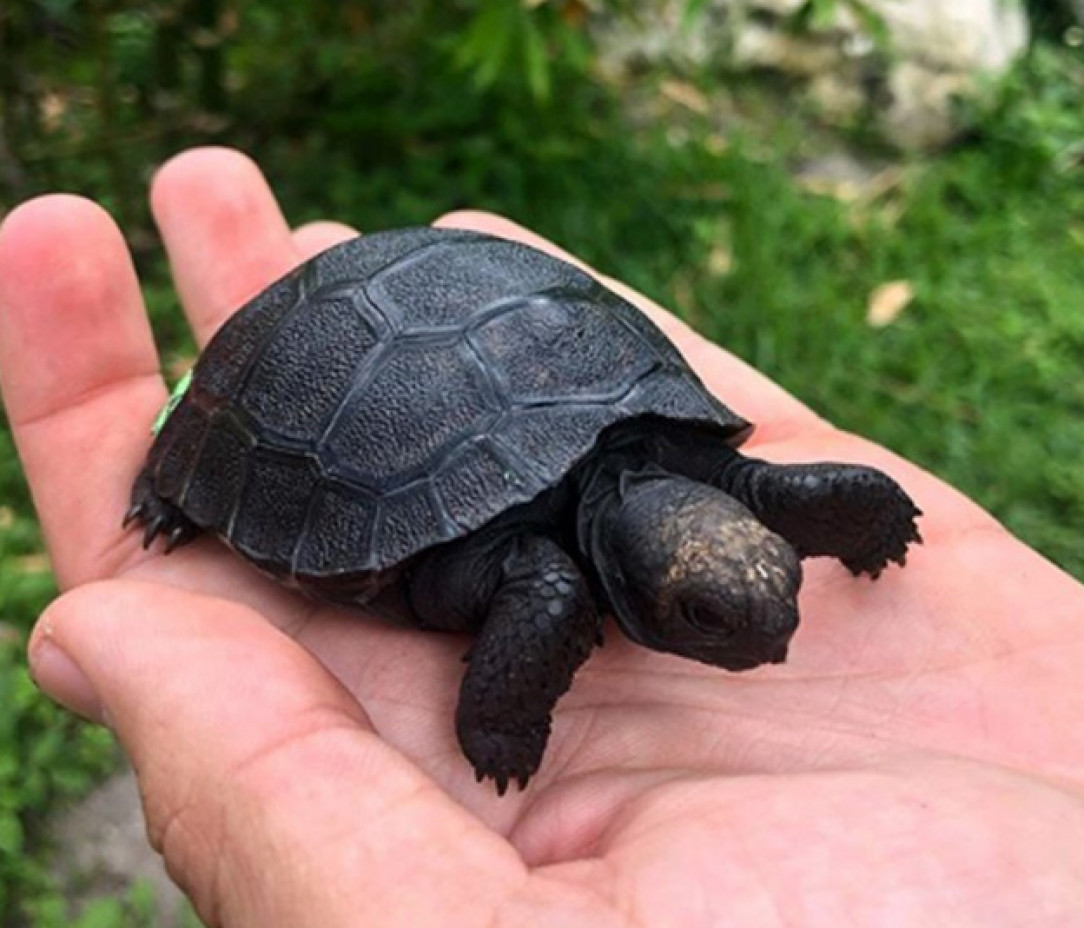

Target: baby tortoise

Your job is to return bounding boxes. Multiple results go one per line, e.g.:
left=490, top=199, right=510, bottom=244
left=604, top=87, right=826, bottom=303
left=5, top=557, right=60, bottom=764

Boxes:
left=128, top=228, right=921, bottom=793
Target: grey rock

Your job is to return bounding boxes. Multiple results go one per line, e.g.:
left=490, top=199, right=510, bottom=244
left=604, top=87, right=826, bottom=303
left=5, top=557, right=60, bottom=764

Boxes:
left=593, top=0, right=1030, bottom=150
left=48, top=765, right=190, bottom=926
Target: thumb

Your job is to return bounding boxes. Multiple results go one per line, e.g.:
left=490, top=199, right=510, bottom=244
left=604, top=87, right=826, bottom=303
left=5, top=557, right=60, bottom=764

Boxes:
left=29, top=580, right=526, bottom=927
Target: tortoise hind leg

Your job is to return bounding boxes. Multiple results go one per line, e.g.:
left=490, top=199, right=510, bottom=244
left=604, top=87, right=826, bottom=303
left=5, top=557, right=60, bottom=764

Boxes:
left=125, top=467, right=201, bottom=553
left=408, top=531, right=601, bottom=794
left=715, top=456, right=922, bottom=578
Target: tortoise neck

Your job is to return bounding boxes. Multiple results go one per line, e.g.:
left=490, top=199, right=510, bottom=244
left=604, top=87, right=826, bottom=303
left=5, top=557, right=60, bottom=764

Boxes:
left=572, top=448, right=672, bottom=571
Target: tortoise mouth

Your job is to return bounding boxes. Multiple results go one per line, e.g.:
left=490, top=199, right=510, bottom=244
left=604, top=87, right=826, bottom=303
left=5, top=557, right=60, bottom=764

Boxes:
left=670, top=632, right=791, bottom=672
left=614, top=612, right=792, bottom=672
left=708, top=640, right=790, bottom=672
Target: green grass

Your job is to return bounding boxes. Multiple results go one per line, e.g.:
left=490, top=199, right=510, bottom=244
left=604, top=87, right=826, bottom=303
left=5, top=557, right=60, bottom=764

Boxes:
left=1, top=31, right=1082, bottom=925
left=0, top=428, right=119, bottom=921
left=672, top=141, right=1084, bottom=577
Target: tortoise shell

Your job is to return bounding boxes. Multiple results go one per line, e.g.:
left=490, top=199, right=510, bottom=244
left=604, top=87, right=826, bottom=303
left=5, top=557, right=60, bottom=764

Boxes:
left=147, top=228, right=751, bottom=587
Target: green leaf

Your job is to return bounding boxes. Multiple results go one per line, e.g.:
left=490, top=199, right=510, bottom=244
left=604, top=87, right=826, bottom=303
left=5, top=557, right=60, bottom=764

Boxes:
left=522, top=18, right=552, bottom=102
left=39, top=0, right=79, bottom=19
left=845, top=0, right=891, bottom=50
left=455, top=2, right=517, bottom=91
left=790, top=0, right=839, bottom=33
left=152, top=368, right=192, bottom=436
left=808, top=0, right=839, bottom=31
left=70, top=896, right=126, bottom=928
left=681, top=0, right=713, bottom=33
left=0, top=811, right=24, bottom=855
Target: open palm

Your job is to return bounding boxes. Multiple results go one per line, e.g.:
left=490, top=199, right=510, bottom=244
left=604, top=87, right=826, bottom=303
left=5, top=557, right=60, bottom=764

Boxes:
left=2, top=149, right=1082, bottom=927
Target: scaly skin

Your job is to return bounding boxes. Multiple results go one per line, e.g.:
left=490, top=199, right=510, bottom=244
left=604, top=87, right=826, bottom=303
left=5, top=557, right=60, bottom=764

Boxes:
left=3, top=150, right=1083, bottom=927
left=716, top=456, right=923, bottom=577
left=452, top=536, right=600, bottom=794
left=407, top=528, right=601, bottom=793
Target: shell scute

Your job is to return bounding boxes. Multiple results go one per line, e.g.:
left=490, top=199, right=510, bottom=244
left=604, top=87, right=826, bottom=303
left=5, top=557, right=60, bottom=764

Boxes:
left=324, top=341, right=499, bottom=488
left=238, top=293, right=378, bottom=443
left=473, top=294, right=655, bottom=405
left=369, top=236, right=593, bottom=332
left=296, top=484, right=378, bottom=575
left=231, top=449, right=320, bottom=570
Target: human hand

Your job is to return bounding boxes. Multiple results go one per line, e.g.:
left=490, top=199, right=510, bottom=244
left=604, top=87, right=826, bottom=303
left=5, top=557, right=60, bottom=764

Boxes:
left=2, top=148, right=1083, bottom=926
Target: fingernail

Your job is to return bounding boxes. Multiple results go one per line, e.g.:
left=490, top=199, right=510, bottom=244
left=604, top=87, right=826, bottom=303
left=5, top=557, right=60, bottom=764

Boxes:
left=28, top=638, right=105, bottom=724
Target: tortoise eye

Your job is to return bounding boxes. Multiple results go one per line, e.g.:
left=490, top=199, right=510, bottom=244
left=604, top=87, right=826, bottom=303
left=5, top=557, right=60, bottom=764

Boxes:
left=679, top=601, right=735, bottom=639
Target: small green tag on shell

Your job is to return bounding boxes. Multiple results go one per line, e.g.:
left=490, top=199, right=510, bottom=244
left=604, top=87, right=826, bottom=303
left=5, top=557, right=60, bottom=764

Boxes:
left=152, top=369, right=193, bottom=436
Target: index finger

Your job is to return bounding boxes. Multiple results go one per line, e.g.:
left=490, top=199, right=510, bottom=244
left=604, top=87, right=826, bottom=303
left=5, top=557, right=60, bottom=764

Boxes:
left=0, top=196, right=167, bottom=588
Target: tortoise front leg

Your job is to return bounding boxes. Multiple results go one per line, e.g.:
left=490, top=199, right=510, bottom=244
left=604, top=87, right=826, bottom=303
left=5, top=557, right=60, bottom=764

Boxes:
left=408, top=533, right=600, bottom=794
left=715, top=455, right=922, bottom=577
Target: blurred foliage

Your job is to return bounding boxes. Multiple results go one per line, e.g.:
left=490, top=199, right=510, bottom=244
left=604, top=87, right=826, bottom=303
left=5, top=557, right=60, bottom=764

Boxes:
left=1026, top=0, right=1083, bottom=37
left=1, top=1, right=1083, bottom=924
left=0, top=0, right=650, bottom=224
left=0, top=637, right=117, bottom=920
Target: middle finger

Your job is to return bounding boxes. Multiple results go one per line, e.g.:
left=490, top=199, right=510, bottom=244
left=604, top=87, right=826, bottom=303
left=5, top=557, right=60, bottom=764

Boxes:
left=151, top=148, right=300, bottom=346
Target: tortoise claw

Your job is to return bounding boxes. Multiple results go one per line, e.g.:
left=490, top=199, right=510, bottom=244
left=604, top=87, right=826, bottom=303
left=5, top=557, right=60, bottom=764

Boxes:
left=164, top=523, right=193, bottom=554
left=462, top=728, right=543, bottom=797
left=122, top=501, right=144, bottom=529
left=142, top=515, right=166, bottom=549
left=125, top=475, right=200, bottom=553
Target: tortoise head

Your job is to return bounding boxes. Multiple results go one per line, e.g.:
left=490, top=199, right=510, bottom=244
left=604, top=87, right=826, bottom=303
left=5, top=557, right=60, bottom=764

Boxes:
left=588, top=474, right=801, bottom=671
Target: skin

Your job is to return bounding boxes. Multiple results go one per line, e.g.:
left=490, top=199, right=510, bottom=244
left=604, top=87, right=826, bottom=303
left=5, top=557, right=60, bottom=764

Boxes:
left=1, top=147, right=1083, bottom=927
